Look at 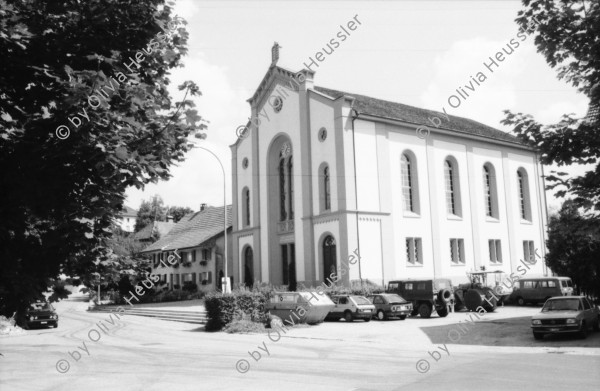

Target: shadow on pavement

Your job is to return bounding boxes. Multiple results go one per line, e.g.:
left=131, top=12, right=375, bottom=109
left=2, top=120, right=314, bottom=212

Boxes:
left=420, top=316, right=600, bottom=348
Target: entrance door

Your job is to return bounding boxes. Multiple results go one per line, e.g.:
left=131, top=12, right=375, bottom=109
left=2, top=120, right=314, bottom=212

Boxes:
left=244, top=247, right=254, bottom=288
left=323, top=235, right=337, bottom=282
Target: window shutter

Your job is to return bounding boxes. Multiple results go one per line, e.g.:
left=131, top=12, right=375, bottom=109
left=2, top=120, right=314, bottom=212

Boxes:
left=208, top=272, right=212, bottom=283
left=192, top=273, right=196, bottom=284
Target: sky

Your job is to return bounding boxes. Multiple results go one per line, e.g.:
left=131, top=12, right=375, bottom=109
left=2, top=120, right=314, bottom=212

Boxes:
left=124, top=0, right=590, bottom=215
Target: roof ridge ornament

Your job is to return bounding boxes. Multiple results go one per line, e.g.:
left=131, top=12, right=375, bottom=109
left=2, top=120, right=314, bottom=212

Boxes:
left=271, top=42, right=281, bottom=66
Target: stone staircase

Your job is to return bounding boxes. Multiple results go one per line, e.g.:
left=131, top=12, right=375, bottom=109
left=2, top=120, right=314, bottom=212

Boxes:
left=93, top=306, right=208, bottom=325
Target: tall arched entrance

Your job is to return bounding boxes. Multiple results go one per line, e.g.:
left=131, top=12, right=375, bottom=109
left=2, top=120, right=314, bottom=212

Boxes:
left=323, top=235, right=337, bottom=282
left=267, top=135, right=296, bottom=288
left=244, top=247, right=254, bottom=288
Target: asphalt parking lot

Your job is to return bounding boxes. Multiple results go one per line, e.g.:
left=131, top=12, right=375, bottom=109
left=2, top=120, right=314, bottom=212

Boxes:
left=1, top=298, right=599, bottom=391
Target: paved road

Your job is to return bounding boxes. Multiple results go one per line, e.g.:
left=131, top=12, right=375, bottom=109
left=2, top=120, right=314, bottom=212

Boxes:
left=1, top=296, right=599, bottom=391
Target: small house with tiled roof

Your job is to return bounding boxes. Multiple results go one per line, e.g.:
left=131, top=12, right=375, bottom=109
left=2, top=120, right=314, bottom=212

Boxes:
left=141, top=205, right=232, bottom=291
left=230, top=44, right=549, bottom=290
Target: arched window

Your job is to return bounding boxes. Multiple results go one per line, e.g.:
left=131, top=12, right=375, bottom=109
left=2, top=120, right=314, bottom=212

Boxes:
left=517, top=168, right=531, bottom=221
left=483, top=164, right=498, bottom=218
left=242, top=187, right=250, bottom=227
left=444, top=158, right=461, bottom=217
left=288, top=156, right=294, bottom=219
left=279, top=156, right=286, bottom=221
left=323, top=165, right=331, bottom=211
left=278, top=145, right=293, bottom=222
left=401, top=154, right=414, bottom=212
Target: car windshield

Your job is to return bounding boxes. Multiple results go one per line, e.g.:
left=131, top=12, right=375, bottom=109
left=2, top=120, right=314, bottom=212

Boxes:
left=384, top=294, right=406, bottom=303
left=29, top=302, right=52, bottom=311
left=352, top=296, right=372, bottom=305
left=542, top=299, right=581, bottom=312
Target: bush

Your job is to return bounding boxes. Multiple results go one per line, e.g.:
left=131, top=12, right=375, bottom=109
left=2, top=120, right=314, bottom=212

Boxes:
left=204, top=291, right=269, bottom=331
left=223, top=313, right=266, bottom=334
left=118, top=276, right=134, bottom=297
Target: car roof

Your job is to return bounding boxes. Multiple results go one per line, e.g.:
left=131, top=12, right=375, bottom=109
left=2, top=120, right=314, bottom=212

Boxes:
left=547, top=296, right=583, bottom=300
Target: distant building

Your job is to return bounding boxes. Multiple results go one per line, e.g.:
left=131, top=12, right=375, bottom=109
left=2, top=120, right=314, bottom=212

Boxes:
left=117, top=205, right=137, bottom=233
left=229, top=45, right=549, bottom=289
left=141, top=206, right=233, bottom=291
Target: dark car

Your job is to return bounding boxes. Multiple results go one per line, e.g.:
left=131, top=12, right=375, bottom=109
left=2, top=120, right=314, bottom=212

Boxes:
left=531, top=296, right=599, bottom=340
left=387, top=279, right=453, bottom=318
left=17, top=300, right=59, bottom=329
left=367, top=293, right=413, bottom=320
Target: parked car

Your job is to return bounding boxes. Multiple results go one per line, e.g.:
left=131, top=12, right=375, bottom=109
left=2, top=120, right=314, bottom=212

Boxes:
left=17, top=300, right=59, bottom=329
left=265, top=291, right=334, bottom=324
left=367, top=293, right=412, bottom=320
left=510, top=277, right=573, bottom=306
left=387, top=279, right=453, bottom=318
left=531, top=296, right=600, bottom=340
left=325, top=295, right=375, bottom=322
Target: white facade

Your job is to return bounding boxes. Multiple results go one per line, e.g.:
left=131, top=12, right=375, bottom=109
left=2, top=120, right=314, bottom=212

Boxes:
left=230, top=62, right=549, bottom=289
left=117, top=206, right=137, bottom=233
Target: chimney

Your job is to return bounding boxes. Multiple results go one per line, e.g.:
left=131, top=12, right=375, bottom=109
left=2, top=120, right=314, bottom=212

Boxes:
left=200, top=203, right=207, bottom=211
left=271, top=42, right=281, bottom=66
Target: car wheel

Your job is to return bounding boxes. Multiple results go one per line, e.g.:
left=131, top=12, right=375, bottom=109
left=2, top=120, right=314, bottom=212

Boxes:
left=594, top=316, right=600, bottom=332
left=399, top=315, right=407, bottom=320
left=376, top=310, right=387, bottom=321
left=517, top=297, right=525, bottom=306
left=533, top=332, right=544, bottom=340
left=344, top=311, right=353, bottom=322
left=578, top=321, right=588, bottom=339
left=437, top=307, right=449, bottom=317
left=418, top=304, right=432, bottom=318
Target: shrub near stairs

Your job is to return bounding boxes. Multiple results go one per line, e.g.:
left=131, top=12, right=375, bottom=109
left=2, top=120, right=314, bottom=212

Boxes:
left=204, top=291, right=269, bottom=331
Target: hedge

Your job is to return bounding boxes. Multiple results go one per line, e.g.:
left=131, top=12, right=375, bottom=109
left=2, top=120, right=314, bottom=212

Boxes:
left=204, top=291, right=269, bottom=331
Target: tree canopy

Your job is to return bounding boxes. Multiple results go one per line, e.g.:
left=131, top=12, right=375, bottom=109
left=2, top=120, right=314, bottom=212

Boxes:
left=134, top=195, right=194, bottom=231
left=0, top=0, right=206, bottom=315
left=546, top=201, right=600, bottom=298
left=503, top=0, right=600, bottom=213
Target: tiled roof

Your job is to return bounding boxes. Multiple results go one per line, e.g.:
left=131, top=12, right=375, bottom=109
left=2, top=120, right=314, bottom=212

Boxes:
left=120, top=205, right=137, bottom=217
left=141, top=206, right=232, bottom=253
left=313, top=86, right=528, bottom=146
left=133, top=221, right=176, bottom=241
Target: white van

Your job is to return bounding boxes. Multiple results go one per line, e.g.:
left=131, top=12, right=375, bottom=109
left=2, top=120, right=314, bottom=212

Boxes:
left=510, top=277, right=573, bottom=305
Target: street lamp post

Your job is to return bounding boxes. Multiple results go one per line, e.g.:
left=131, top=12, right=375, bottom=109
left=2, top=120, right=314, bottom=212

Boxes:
left=189, top=141, right=230, bottom=293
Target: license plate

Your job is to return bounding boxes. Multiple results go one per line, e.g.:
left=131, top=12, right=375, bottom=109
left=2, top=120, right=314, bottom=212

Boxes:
left=41, top=321, right=47, bottom=324
left=548, top=328, right=559, bottom=332
left=364, top=309, right=371, bottom=312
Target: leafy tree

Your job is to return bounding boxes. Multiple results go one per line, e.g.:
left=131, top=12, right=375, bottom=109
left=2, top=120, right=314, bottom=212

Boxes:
left=0, top=0, right=207, bottom=316
left=134, top=196, right=194, bottom=231
left=169, top=205, right=194, bottom=222
left=546, top=200, right=600, bottom=298
left=503, top=0, right=600, bottom=213
left=135, top=195, right=167, bottom=232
